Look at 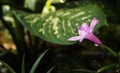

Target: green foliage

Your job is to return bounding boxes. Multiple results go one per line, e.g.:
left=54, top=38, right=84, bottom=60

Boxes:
left=21, top=54, right=25, bottom=73
left=30, top=49, right=49, bottom=73
left=13, top=4, right=107, bottom=45
left=0, top=49, right=53, bottom=73
left=97, top=63, right=116, bottom=73
left=0, top=60, right=16, bottom=73
left=46, top=66, right=55, bottom=73
left=24, top=0, right=36, bottom=11
left=59, top=69, right=97, bottom=73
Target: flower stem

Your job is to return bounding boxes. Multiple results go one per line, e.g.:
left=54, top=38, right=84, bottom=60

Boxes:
left=103, top=45, right=118, bottom=57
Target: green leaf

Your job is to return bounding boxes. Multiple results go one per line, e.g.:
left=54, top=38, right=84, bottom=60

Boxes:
left=21, top=54, right=25, bottom=73
left=0, top=60, right=16, bottom=73
left=29, top=49, right=49, bottom=73
left=46, top=66, right=55, bottom=73
left=24, top=0, right=36, bottom=11
left=97, top=63, right=116, bottom=73
left=13, top=4, right=107, bottom=45
left=59, top=69, right=97, bottom=73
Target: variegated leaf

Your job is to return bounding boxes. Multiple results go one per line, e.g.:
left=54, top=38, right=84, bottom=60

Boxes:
left=13, top=4, right=107, bottom=45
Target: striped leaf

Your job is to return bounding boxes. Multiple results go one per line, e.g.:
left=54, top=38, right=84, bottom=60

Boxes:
left=13, top=4, right=107, bottom=45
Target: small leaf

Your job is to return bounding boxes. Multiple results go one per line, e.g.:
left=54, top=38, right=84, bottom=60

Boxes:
left=29, top=49, right=49, bottom=73
left=0, top=60, right=16, bottom=73
left=46, top=65, right=55, bottom=73
left=97, top=63, right=116, bottom=73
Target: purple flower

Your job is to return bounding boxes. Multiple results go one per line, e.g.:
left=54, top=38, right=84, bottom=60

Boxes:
left=68, top=17, right=102, bottom=48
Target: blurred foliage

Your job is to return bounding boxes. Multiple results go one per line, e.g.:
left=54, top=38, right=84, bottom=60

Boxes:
left=0, top=0, right=120, bottom=73
left=0, top=49, right=50, bottom=73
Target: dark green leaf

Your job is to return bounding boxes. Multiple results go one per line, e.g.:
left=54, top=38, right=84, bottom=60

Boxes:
left=97, top=63, right=116, bottom=73
left=21, top=54, right=25, bottom=73
left=46, top=66, right=55, bottom=73
left=0, top=60, right=16, bottom=73
left=29, top=49, right=49, bottom=73
left=13, top=4, right=107, bottom=45
left=58, top=69, right=97, bottom=73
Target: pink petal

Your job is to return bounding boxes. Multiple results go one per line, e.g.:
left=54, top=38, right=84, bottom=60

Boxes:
left=84, top=32, right=102, bottom=47
left=78, top=23, right=89, bottom=35
left=68, top=36, right=83, bottom=42
left=79, top=23, right=89, bottom=30
left=79, top=37, right=84, bottom=42
left=90, top=17, right=99, bottom=32
left=78, top=30, right=87, bottom=37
